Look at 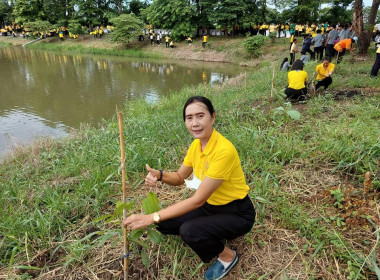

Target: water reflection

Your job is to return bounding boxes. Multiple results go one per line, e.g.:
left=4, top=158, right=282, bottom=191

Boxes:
left=0, top=46, right=241, bottom=158
left=0, top=109, right=67, bottom=158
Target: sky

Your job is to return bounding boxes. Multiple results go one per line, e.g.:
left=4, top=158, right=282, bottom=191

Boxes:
left=363, top=0, right=374, bottom=7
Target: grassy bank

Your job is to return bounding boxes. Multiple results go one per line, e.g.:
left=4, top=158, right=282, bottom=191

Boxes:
left=1, top=38, right=380, bottom=279
left=0, top=34, right=248, bottom=64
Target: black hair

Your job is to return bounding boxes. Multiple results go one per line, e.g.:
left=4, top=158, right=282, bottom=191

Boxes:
left=317, top=29, right=322, bottom=33
left=280, top=57, right=288, bottom=69
left=183, top=96, right=215, bottom=121
left=323, top=56, right=331, bottom=62
left=301, top=50, right=306, bottom=55
left=291, top=59, right=304, bottom=71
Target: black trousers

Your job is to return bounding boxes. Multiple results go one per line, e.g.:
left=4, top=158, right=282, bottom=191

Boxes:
left=370, top=53, right=380, bottom=77
left=314, top=46, right=324, bottom=61
left=303, top=47, right=314, bottom=59
left=157, top=195, right=255, bottom=263
left=326, top=44, right=335, bottom=58
left=290, top=52, right=295, bottom=65
left=337, top=49, right=346, bottom=63
left=285, top=87, right=307, bottom=99
left=316, top=76, right=332, bottom=90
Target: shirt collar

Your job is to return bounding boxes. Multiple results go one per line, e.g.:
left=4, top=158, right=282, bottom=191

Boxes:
left=201, top=129, right=218, bottom=155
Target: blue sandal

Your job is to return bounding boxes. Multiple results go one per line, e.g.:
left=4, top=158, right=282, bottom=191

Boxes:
left=204, top=251, right=239, bottom=280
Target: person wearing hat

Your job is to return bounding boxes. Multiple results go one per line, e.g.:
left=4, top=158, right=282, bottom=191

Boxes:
left=334, top=36, right=357, bottom=63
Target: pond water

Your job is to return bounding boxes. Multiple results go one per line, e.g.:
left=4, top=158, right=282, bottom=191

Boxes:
left=0, top=46, right=242, bottom=159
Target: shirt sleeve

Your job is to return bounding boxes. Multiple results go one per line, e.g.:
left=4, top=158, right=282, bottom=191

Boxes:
left=183, top=141, right=196, bottom=167
left=206, top=148, right=236, bottom=180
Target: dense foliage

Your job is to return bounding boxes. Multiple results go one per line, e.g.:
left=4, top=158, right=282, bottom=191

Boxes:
left=110, top=14, right=145, bottom=44
left=0, top=0, right=362, bottom=32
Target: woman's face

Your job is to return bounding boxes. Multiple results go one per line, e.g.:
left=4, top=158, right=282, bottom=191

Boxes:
left=184, top=102, right=215, bottom=142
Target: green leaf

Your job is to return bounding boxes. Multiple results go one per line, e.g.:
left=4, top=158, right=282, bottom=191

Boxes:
left=286, top=110, right=301, bottom=120
left=134, top=239, right=151, bottom=249
left=115, top=202, right=135, bottom=216
left=147, top=228, right=161, bottom=244
left=93, top=214, right=114, bottom=223
left=129, top=229, right=144, bottom=240
left=141, top=249, right=150, bottom=268
left=275, top=106, right=285, bottom=112
left=13, top=265, right=42, bottom=270
left=142, top=192, right=160, bottom=214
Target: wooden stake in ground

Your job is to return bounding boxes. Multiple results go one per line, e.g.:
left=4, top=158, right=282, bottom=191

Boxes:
left=117, top=111, right=129, bottom=280
left=335, top=51, right=340, bottom=65
left=270, top=65, right=275, bottom=108
left=311, top=72, right=317, bottom=97
left=245, top=71, right=247, bottom=90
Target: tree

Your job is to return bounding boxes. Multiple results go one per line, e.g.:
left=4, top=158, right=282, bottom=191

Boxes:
left=13, top=0, right=44, bottom=23
left=145, top=0, right=197, bottom=40
left=129, top=0, right=148, bottom=17
left=24, top=20, right=53, bottom=34
left=0, top=0, right=13, bottom=26
left=367, top=0, right=380, bottom=25
left=353, top=0, right=380, bottom=54
left=110, top=13, right=144, bottom=44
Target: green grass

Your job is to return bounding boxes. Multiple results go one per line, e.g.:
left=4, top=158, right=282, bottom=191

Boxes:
left=26, top=41, right=165, bottom=59
left=1, top=38, right=380, bottom=279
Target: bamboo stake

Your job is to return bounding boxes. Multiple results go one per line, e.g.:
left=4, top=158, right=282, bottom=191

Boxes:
left=244, top=71, right=247, bottom=90
left=117, top=111, right=129, bottom=280
left=335, top=51, right=339, bottom=65
left=270, top=64, right=275, bottom=108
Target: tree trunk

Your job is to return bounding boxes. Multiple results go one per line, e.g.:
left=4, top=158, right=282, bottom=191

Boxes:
left=353, top=0, right=367, bottom=55
left=118, top=0, right=123, bottom=15
left=260, top=0, right=267, bottom=22
left=354, top=0, right=380, bottom=55
left=368, top=0, right=380, bottom=25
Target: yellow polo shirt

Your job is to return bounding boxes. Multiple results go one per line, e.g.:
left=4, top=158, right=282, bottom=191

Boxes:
left=183, top=129, right=249, bottom=205
left=288, top=70, right=308, bottom=89
left=316, top=63, right=335, bottom=80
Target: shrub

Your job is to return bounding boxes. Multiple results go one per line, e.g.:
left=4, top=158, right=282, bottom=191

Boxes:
left=242, top=35, right=268, bottom=58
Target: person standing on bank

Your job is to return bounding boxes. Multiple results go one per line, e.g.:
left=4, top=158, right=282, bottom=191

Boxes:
left=312, top=29, right=324, bottom=61
left=326, top=25, right=339, bottom=57
left=202, top=34, right=208, bottom=48
left=290, top=38, right=299, bottom=65
left=123, top=96, right=255, bottom=280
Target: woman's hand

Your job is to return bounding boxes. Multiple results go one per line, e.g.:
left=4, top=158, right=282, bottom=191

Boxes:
left=122, top=214, right=153, bottom=230
left=145, top=164, right=160, bottom=186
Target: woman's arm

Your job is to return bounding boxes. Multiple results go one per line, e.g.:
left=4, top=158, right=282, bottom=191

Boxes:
left=145, top=164, right=193, bottom=187
left=123, top=177, right=223, bottom=230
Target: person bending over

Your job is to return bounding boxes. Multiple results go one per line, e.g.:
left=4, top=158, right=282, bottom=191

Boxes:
left=315, top=57, right=335, bottom=91
left=285, top=59, right=308, bottom=100
left=334, top=37, right=357, bottom=63
left=123, top=96, right=255, bottom=280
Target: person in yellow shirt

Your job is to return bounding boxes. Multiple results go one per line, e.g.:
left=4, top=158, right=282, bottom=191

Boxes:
left=123, top=96, right=255, bottom=280
left=165, top=35, right=170, bottom=48
left=315, top=57, right=335, bottom=91
left=202, top=34, right=208, bottom=48
left=285, top=59, right=308, bottom=100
